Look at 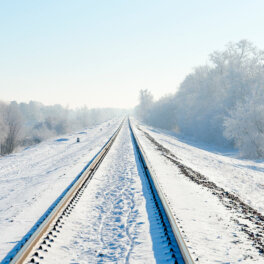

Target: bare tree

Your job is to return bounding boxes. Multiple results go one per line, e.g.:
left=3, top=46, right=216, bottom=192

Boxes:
left=1, top=103, right=22, bottom=155
left=0, top=101, right=8, bottom=144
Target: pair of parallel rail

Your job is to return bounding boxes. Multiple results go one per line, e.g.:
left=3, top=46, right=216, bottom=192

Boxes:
left=1, top=119, right=194, bottom=264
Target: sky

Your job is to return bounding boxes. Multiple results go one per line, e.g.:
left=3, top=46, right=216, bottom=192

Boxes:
left=0, top=0, right=264, bottom=109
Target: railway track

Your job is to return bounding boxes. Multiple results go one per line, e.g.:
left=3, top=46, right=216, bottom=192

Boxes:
left=1, top=119, right=193, bottom=264
left=129, top=119, right=194, bottom=264
left=2, top=121, right=124, bottom=264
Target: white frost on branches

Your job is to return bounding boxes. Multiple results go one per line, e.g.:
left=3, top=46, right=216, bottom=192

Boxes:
left=224, top=94, right=264, bottom=158
left=135, top=40, right=264, bottom=158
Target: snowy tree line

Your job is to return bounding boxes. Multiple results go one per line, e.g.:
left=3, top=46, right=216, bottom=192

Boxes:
left=0, top=100, right=124, bottom=155
left=135, top=40, right=264, bottom=158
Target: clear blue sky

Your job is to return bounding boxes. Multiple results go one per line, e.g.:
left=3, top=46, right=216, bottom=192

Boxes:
left=0, top=0, right=264, bottom=108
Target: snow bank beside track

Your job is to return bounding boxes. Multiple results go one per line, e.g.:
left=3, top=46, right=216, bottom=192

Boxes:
left=135, top=122, right=264, bottom=215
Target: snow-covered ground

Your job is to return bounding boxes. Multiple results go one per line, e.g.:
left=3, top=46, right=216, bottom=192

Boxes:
left=134, top=121, right=264, bottom=214
left=1, top=117, right=263, bottom=263
left=0, top=119, right=121, bottom=261
left=40, top=121, right=174, bottom=263
left=133, top=120, right=264, bottom=263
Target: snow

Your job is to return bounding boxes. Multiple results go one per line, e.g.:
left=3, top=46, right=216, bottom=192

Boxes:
left=36, top=121, right=174, bottom=263
left=134, top=122, right=264, bottom=214
left=132, top=120, right=264, bottom=263
left=0, top=119, right=121, bottom=260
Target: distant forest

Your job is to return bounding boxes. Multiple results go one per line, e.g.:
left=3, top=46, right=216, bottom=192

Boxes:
left=135, top=40, right=264, bottom=159
left=0, top=101, right=124, bottom=155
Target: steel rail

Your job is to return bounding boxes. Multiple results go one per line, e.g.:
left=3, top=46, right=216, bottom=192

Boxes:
left=129, top=118, right=194, bottom=264
left=2, top=120, right=124, bottom=264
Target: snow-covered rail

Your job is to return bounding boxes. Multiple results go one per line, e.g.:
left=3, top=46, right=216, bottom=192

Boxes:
left=129, top=119, right=194, bottom=264
left=1, top=120, right=124, bottom=264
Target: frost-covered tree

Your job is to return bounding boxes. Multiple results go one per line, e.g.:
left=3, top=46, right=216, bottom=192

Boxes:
left=147, top=95, right=177, bottom=130
left=0, top=100, right=125, bottom=155
left=75, top=106, right=91, bottom=128
left=224, top=93, right=264, bottom=158
left=135, top=40, right=264, bottom=158
left=174, top=40, right=264, bottom=145
left=135, top=89, right=154, bottom=123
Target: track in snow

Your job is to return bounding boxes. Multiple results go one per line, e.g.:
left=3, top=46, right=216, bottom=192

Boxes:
left=2, top=120, right=189, bottom=264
